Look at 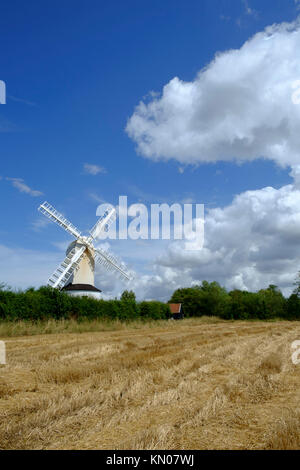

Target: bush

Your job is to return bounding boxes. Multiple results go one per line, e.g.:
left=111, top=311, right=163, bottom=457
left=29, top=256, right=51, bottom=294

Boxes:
left=139, top=301, right=171, bottom=320
left=0, top=286, right=170, bottom=322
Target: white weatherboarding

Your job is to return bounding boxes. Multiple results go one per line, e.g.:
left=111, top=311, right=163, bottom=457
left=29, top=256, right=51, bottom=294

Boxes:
left=38, top=201, right=131, bottom=295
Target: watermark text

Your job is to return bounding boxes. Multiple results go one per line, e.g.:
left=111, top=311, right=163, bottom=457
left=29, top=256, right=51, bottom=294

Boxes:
left=291, top=340, right=300, bottom=365
left=0, top=341, right=6, bottom=365
left=96, top=196, right=204, bottom=251
left=0, top=80, right=6, bottom=104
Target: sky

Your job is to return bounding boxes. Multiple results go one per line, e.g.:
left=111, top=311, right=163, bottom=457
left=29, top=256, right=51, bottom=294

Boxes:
left=1, top=0, right=300, bottom=299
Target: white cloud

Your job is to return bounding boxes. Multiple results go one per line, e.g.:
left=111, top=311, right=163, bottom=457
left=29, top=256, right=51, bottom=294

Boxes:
left=88, top=192, right=107, bottom=204
left=8, top=95, right=37, bottom=106
left=31, top=217, right=51, bottom=232
left=139, top=173, right=300, bottom=300
left=242, top=0, right=257, bottom=17
left=84, top=163, right=106, bottom=175
left=126, top=18, right=300, bottom=167
left=6, top=178, right=43, bottom=197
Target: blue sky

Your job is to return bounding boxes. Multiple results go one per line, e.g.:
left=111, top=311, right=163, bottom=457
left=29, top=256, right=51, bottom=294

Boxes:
left=1, top=0, right=300, bottom=299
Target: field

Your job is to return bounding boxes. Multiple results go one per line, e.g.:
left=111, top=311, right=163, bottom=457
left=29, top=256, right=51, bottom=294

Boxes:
left=1, top=318, right=300, bottom=450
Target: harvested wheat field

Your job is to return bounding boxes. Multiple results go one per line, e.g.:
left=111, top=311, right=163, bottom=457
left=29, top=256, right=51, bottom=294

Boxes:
left=1, top=318, right=300, bottom=450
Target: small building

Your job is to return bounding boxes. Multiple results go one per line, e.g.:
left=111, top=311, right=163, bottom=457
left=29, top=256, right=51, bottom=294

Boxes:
left=169, top=303, right=184, bottom=320
left=61, top=283, right=102, bottom=300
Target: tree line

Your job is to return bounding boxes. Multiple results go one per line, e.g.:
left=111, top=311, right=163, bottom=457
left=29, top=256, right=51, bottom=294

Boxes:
left=169, top=280, right=300, bottom=320
left=0, top=285, right=170, bottom=322
left=1, top=277, right=300, bottom=322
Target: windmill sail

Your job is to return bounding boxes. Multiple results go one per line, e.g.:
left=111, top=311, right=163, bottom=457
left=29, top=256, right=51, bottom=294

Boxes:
left=48, top=245, right=86, bottom=289
left=38, top=201, right=81, bottom=239
left=89, top=208, right=116, bottom=240
left=95, top=247, right=131, bottom=281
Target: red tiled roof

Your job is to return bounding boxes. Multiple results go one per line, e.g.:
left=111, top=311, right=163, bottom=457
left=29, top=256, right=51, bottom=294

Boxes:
left=169, top=303, right=181, bottom=314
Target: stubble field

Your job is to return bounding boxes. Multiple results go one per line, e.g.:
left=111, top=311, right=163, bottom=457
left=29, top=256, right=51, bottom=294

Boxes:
left=1, top=318, right=300, bottom=450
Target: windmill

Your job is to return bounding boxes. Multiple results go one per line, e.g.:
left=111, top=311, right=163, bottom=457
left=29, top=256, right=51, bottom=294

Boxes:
left=38, top=201, right=131, bottom=297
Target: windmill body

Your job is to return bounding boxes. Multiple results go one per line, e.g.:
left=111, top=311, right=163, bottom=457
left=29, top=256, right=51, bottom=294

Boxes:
left=38, top=201, right=131, bottom=298
left=66, top=240, right=95, bottom=285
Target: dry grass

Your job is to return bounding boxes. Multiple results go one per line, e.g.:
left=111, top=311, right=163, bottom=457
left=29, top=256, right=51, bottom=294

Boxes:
left=1, top=318, right=300, bottom=449
left=0, top=318, right=174, bottom=337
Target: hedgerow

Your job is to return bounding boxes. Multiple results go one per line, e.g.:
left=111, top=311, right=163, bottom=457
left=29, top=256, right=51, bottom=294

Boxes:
left=0, top=286, right=171, bottom=322
left=2, top=279, right=300, bottom=323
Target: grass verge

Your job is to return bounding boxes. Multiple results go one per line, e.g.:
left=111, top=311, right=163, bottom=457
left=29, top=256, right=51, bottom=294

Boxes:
left=0, top=316, right=224, bottom=338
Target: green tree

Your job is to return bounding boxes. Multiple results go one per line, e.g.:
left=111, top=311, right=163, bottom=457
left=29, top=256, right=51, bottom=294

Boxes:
left=286, top=294, right=300, bottom=320
left=169, top=281, right=229, bottom=318
left=257, top=285, right=286, bottom=319
left=120, top=290, right=136, bottom=302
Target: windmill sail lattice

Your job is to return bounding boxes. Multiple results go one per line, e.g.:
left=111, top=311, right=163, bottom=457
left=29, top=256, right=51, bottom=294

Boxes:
left=48, top=245, right=86, bottom=289
left=38, top=202, right=81, bottom=239
left=38, top=201, right=132, bottom=291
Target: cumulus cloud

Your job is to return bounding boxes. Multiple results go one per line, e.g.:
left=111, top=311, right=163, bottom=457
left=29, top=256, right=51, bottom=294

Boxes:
left=6, top=178, right=43, bottom=197
left=136, top=173, right=300, bottom=300
left=126, top=18, right=300, bottom=167
left=84, top=163, right=106, bottom=175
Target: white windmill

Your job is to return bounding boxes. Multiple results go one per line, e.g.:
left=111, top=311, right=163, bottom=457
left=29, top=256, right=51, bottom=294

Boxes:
left=38, top=201, right=131, bottom=298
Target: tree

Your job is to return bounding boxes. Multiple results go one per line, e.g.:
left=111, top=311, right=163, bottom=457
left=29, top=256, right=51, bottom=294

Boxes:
left=286, top=294, right=300, bottom=320
left=257, top=285, right=286, bottom=319
left=169, top=281, right=229, bottom=318
left=120, top=290, right=136, bottom=302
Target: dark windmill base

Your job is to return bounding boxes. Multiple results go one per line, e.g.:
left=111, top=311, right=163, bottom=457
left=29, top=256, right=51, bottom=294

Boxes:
left=61, top=283, right=102, bottom=299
